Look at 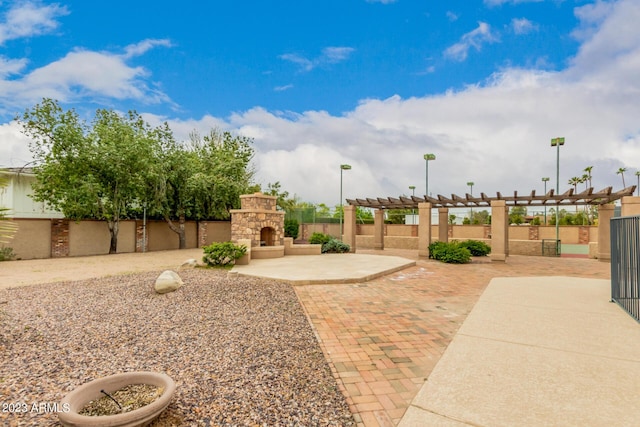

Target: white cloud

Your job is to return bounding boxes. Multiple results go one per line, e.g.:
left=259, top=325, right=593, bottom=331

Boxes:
left=0, top=41, right=173, bottom=115
left=280, top=46, right=355, bottom=71
left=444, top=22, right=498, bottom=61
left=446, top=11, right=459, bottom=22
left=5, top=0, right=640, bottom=208
left=484, top=0, right=543, bottom=6
left=511, top=18, right=538, bottom=35
left=274, top=84, right=293, bottom=92
left=122, top=39, right=173, bottom=59
left=0, top=0, right=68, bottom=45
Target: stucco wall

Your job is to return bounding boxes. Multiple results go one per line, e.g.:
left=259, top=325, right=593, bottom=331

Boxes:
left=147, top=220, right=198, bottom=251
left=200, top=221, right=231, bottom=246
left=68, top=220, right=136, bottom=256
left=4, top=219, right=51, bottom=259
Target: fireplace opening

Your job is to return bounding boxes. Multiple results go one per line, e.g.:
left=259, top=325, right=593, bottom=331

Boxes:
left=260, top=227, right=275, bottom=246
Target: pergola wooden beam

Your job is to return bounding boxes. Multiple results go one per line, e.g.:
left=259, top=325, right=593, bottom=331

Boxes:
left=347, top=185, right=636, bottom=209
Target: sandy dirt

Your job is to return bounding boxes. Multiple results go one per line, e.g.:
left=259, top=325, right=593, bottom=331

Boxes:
left=0, top=248, right=204, bottom=290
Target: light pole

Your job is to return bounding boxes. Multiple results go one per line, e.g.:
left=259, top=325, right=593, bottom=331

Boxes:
left=636, top=171, right=640, bottom=196
left=542, top=177, right=550, bottom=225
left=409, top=185, right=416, bottom=224
left=467, top=181, right=474, bottom=223
left=339, top=164, right=352, bottom=240
left=424, top=153, right=436, bottom=198
left=551, top=137, right=565, bottom=255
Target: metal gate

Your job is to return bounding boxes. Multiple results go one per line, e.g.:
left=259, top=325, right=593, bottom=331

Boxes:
left=611, top=215, right=640, bottom=322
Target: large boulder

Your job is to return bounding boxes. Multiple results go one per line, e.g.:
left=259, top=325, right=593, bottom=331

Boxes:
left=154, top=270, right=184, bottom=294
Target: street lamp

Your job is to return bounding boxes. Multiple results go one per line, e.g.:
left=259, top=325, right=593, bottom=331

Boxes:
left=339, top=164, right=352, bottom=240
left=636, top=171, right=640, bottom=196
left=424, top=153, right=436, bottom=198
left=467, top=181, right=474, bottom=222
left=551, top=137, right=565, bottom=255
left=542, top=177, right=550, bottom=225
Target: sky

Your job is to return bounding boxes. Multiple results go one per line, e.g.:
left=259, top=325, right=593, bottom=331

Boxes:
left=1, top=0, right=639, bottom=207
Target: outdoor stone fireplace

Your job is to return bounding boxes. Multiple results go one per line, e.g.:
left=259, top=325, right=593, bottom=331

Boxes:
left=230, top=193, right=285, bottom=259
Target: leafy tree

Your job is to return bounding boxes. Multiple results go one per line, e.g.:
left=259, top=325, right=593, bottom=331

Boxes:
left=386, top=208, right=413, bottom=224
left=316, top=203, right=331, bottom=218
left=509, top=206, right=527, bottom=225
left=448, top=214, right=457, bottom=224
left=264, top=181, right=297, bottom=212
left=470, top=210, right=490, bottom=225
left=17, top=99, right=170, bottom=253
left=152, top=129, right=255, bottom=249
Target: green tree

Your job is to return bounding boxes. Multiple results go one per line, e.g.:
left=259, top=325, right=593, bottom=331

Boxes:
left=264, top=181, right=297, bottom=212
left=509, top=206, right=527, bottom=225
left=617, top=167, right=627, bottom=187
left=153, top=129, right=255, bottom=248
left=470, top=210, right=490, bottom=225
left=17, top=99, right=170, bottom=253
left=583, top=166, right=593, bottom=188
left=386, top=208, right=413, bottom=224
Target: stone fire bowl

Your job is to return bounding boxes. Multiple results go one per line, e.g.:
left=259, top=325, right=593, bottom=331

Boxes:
left=58, top=372, right=176, bottom=427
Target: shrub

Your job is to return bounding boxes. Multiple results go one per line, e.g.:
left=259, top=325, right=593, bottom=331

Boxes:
left=0, top=247, right=15, bottom=262
left=202, top=242, right=247, bottom=267
left=309, top=232, right=332, bottom=245
left=428, top=241, right=450, bottom=260
left=321, top=238, right=350, bottom=254
left=458, top=240, right=491, bottom=256
left=284, top=219, right=299, bottom=239
left=428, top=241, right=471, bottom=264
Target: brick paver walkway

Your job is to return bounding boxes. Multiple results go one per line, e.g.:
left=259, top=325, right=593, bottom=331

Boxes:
left=295, top=249, right=611, bottom=427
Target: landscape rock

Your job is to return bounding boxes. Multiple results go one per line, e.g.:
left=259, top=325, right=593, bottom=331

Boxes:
left=154, top=270, right=184, bottom=294
left=179, top=258, right=198, bottom=270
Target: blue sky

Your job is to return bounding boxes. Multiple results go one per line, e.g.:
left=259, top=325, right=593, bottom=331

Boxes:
left=2, top=0, right=640, bottom=206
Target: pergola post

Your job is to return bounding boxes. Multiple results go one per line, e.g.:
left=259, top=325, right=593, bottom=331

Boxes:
left=418, top=202, right=432, bottom=258
left=621, top=196, right=640, bottom=216
left=343, top=205, right=357, bottom=253
left=597, top=203, right=615, bottom=262
left=438, top=207, right=449, bottom=243
left=373, top=209, right=385, bottom=250
left=490, top=200, right=509, bottom=262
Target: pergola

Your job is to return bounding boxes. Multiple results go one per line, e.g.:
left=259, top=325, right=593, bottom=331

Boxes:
left=347, top=186, right=637, bottom=209
left=342, top=185, right=639, bottom=262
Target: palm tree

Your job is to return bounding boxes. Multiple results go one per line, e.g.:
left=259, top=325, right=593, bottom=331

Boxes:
left=568, top=176, right=580, bottom=193
left=583, top=166, right=593, bottom=188
left=617, top=167, right=627, bottom=187
left=568, top=177, right=580, bottom=213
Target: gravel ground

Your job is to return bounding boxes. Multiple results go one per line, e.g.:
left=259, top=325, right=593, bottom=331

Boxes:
left=0, top=269, right=355, bottom=426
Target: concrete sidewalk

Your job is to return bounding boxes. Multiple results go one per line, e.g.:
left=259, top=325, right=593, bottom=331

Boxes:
left=399, top=276, right=640, bottom=427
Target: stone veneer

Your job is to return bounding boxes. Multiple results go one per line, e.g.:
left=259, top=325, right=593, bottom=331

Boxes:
left=230, top=193, right=285, bottom=248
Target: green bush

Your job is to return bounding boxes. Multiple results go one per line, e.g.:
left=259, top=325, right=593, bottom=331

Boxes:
left=457, top=240, right=491, bottom=256
left=321, top=238, right=350, bottom=254
left=0, top=247, right=15, bottom=261
left=284, top=219, right=299, bottom=239
left=427, top=241, right=450, bottom=260
left=202, top=242, right=247, bottom=267
left=428, top=241, right=471, bottom=264
left=309, top=232, right=332, bottom=245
